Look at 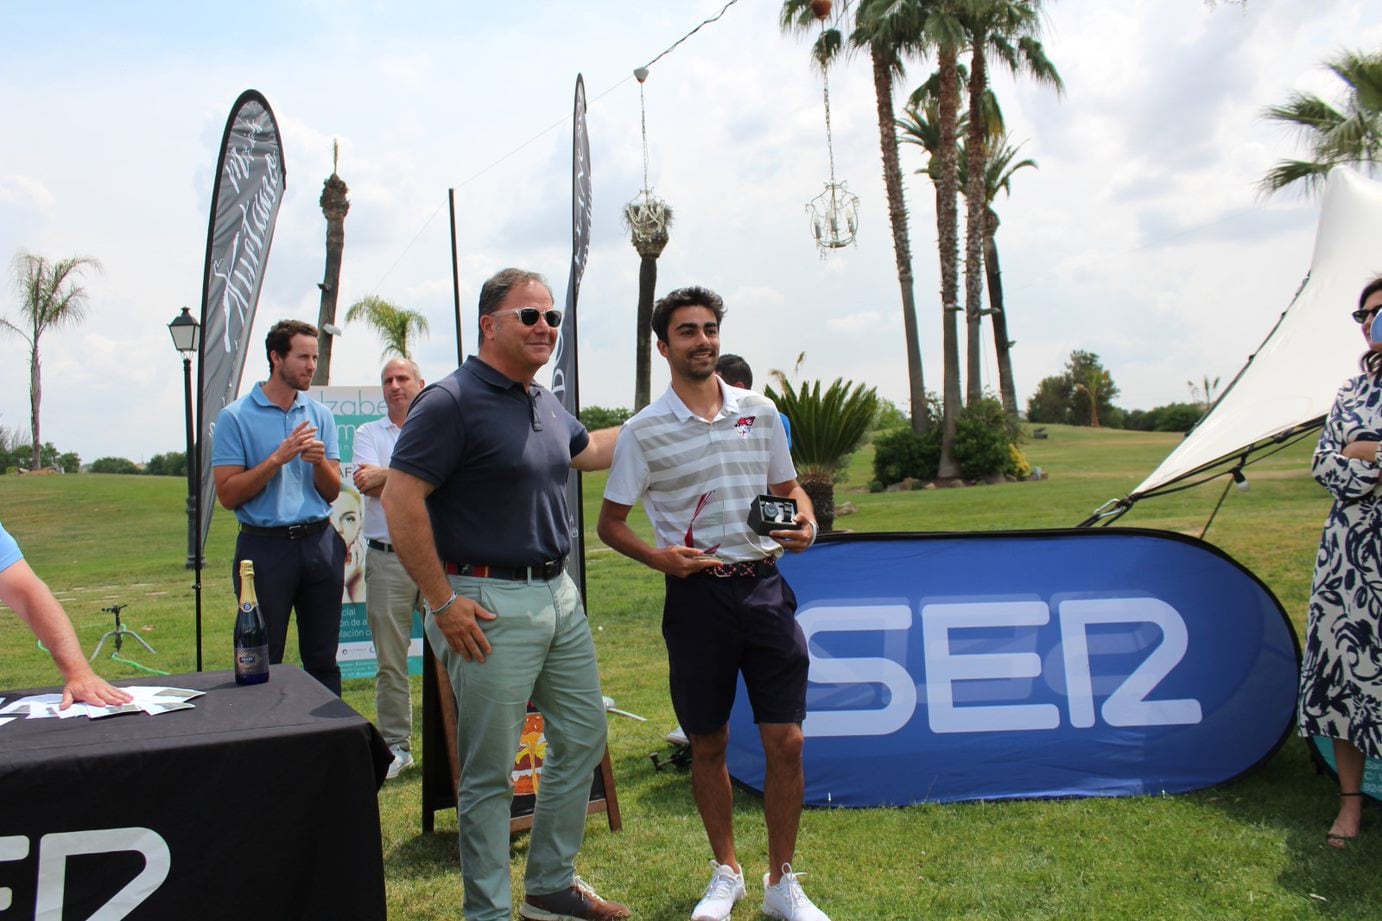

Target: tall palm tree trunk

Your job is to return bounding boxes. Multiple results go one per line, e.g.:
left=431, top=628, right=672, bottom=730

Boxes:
left=28, top=342, right=41, bottom=470
left=936, top=46, right=963, bottom=480
left=964, top=42, right=989, bottom=407
left=983, top=209, right=1018, bottom=420
left=313, top=172, right=350, bottom=385
left=870, top=49, right=928, bottom=435
left=634, top=252, right=658, bottom=411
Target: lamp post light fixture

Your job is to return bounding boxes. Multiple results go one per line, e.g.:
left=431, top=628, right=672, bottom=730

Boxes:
left=167, top=307, right=204, bottom=671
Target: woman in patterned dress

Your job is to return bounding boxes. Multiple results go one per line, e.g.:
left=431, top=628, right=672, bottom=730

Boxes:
left=1298, top=274, right=1382, bottom=848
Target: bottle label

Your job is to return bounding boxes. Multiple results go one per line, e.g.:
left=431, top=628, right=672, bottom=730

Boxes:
left=235, top=645, right=269, bottom=679
left=240, top=602, right=255, bottom=613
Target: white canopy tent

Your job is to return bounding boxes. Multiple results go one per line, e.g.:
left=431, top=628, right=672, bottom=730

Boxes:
left=1087, top=168, right=1382, bottom=525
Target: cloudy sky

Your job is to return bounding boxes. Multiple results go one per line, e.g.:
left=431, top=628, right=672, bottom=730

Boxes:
left=1, top=0, right=1379, bottom=463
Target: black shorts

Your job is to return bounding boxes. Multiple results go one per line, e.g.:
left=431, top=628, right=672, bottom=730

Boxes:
left=662, top=569, right=808, bottom=735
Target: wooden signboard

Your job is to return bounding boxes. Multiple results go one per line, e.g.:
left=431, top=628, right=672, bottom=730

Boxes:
left=421, top=642, right=621, bottom=834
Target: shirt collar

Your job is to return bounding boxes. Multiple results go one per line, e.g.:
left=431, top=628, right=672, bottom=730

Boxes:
left=250, top=381, right=308, bottom=411
left=664, top=377, right=740, bottom=423
left=465, top=355, right=530, bottom=392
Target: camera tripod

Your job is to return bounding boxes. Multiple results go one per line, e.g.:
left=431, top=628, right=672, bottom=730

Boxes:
left=90, top=603, right=169, bottom=676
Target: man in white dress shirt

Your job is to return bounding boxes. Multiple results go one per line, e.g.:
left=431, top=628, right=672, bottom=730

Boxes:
left=352, top=356, right=425, bottom=779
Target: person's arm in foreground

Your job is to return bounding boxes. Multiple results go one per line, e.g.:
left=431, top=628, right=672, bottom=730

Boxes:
left=0, top=560, right=133, bottom=708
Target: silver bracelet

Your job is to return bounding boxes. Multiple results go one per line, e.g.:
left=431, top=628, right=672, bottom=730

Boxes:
left=430, top=592, right=459, bottom=616
left=804, top=520, right=818, bottom=547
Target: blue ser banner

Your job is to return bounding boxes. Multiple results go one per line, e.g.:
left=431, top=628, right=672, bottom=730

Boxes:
left=726, top=529, right=1300, bottom=806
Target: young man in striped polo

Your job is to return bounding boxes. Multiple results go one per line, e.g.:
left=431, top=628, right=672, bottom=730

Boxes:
left=597, top=286, right=828, bottom=921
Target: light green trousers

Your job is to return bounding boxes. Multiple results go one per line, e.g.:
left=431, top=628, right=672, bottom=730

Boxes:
left=426, top=571, right=608, bottom=921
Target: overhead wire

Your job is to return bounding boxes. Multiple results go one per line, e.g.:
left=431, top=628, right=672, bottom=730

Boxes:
left=368, top=0, right=742, bottom=294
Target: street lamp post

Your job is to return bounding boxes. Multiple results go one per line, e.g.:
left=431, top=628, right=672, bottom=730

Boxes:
left=168, top=307, right=204, bottom=671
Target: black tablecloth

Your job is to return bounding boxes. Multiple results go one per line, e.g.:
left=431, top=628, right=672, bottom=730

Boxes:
left=0, top=665, right=391, bottom=920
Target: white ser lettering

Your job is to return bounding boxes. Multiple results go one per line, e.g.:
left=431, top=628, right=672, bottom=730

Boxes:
left=799, top=599, right=1202, bottom=737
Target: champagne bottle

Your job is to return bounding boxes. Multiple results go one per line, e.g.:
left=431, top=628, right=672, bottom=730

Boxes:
left=234, top=559, right=270, bottom=685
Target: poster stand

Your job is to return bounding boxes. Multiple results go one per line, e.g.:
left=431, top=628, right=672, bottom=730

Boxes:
left=421, top=641, right=621, bottom=834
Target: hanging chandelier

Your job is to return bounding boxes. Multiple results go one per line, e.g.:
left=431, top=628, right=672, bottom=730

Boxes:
left=804, top=0, right=859, bottom=255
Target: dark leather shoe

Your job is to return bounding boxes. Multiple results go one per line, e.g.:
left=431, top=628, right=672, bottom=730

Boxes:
left=519, top=882, right=631, bottom=920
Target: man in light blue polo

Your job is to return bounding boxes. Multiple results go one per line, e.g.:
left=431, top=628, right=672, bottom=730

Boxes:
left=213, top=319, right=345, bottom=694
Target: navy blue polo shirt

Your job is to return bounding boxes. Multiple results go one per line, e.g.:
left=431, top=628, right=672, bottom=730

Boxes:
left=389, top=356, right=589, bottom=566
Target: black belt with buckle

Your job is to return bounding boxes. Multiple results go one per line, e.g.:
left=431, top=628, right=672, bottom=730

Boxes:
left=695, top=556, right=779, bottom=579
left=239, top=519, right=331, bottom=540
left=366, top=538, right=394, bottom=553
left=444, top=559, right=566, bottom=581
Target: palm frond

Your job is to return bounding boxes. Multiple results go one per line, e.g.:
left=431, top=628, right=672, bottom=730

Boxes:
left=345, top=295, right=430, bottom=361
left=764, top=377, right=879, bottom=477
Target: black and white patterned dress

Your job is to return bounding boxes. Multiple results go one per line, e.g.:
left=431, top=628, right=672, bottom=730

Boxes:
left=1298, top=372, right=1382, bottom=758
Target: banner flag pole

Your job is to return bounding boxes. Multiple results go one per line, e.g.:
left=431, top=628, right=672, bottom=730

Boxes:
left=195, top=89, right=288, bottom=667
left=553, top=74, right=593, bottom=599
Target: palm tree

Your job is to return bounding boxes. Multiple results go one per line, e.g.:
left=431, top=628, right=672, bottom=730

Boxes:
left=1260, top=49, right=1382, bottom=196
left=974, top=136, right=1036, bottom=420
left=1, top=252, right=100, bottom=470
left=959, top=0, right=1061, bottom=406
left=314, top=142, right=350, bottom=384
left=764, top=375, right=879, bottom=532
left=344, top=296, right=430, bottom=361
left=624, top=199, right=672, bottom=411
left=1074, top=370, right=1111, bottom=428
left=781, top=0, right=931, bottom=435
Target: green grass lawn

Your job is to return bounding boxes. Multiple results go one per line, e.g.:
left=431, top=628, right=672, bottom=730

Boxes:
left=1, top=424, right=1374, bottom=920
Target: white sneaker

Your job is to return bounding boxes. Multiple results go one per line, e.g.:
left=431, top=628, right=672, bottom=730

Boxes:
left=762, top=865, right=829, bottom=921
left=691, top=861, right=745, bottom=920
left=385, top=745, right=414, bottom=780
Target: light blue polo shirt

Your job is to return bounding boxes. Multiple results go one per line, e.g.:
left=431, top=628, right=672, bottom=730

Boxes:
left=212, top=382, right=340, bottom=527
left=0, top=519, right=22, bottom=574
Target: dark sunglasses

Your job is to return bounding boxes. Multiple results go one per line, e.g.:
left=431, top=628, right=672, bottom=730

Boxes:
left=493, top=306, right=563, bottom=328
left=1353, top=304, right=1382, bottom=323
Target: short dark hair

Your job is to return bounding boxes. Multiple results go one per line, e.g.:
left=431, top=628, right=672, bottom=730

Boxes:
left=716, top=353, right=752, bottom=389
left=477, top=268, right=552, bottom=343
left=651, top=286, right=725, bottom=343
left=1360, top=274, right=1382, bottom=376
left=265, top=319, right=318, bottom=371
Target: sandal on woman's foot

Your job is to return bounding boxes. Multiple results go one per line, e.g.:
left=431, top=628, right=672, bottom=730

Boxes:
left=1327, top=792, right=1364, bottom=849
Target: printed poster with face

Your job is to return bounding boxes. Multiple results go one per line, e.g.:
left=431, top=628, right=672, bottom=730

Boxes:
left=313, top=384, right=425, bottom=680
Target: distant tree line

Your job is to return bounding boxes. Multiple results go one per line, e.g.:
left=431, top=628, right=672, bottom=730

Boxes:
left=88, top=451, right=186, bottom=476
left=0, top=425, right=78, bottom=474
left=1026, top=350, right=1208, bottom=433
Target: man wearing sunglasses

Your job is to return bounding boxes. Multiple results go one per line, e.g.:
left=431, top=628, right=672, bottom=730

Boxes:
left=383, top=267, right=626, bottom=921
